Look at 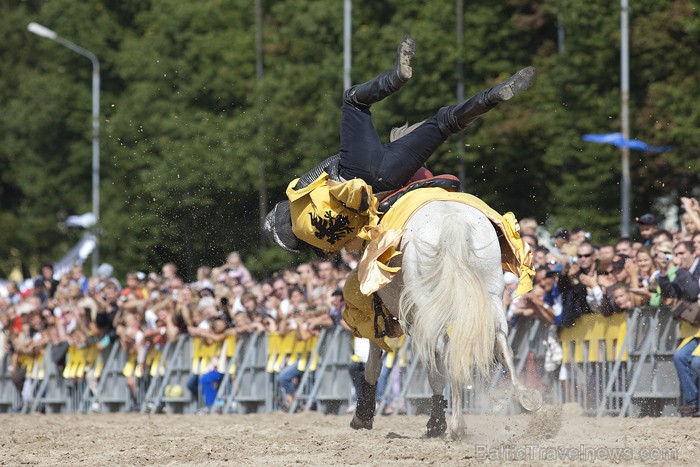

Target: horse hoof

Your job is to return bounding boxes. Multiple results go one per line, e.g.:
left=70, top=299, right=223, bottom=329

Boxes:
left=518, top=388, right=543, bottom=412
left=425, top=416, right=447, bottom=438
left=350, top=415, right=373, bottom=430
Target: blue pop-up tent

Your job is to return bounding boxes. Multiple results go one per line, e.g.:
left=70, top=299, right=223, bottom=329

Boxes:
left=582, top=132, right=672, bottom=152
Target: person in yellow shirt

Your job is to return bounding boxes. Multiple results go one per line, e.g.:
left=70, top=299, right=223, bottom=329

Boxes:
left=264, top=35, right=535, bottom=254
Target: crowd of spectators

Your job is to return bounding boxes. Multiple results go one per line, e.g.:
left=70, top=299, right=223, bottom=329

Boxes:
left=503, top=196, right=700, bottom=416
left=2, top=196, right=700, bottom=416
left=0, top=250, right=362, bottom=413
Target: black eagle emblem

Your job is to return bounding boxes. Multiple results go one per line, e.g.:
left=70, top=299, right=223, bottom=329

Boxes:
left=309, top=210, right=354, bottom=245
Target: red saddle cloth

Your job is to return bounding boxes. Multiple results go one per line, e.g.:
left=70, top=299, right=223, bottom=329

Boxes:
left=378, top=173, right=461, bottom=214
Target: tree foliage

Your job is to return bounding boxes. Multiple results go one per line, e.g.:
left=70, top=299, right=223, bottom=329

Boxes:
left=1, top=0, right=697, bottom=279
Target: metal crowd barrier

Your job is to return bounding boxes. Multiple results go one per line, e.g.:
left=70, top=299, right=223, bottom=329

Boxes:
left=558, top=305, right=683, bottom=417
left=1, top=310, right=692, bottom=416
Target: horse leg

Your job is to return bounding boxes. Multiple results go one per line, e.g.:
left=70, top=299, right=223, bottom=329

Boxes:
left=426, top=339, right=450, bottom=438
left=350, top=342, right=383, bottom=430
left=494, top=328, right=543, bottom=412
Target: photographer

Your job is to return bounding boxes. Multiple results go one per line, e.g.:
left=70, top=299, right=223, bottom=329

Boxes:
left=654, top=240, right=700, bottom=417
left=655, top=241, right=700, bottom=303
left=557, top=242, right=596, bottom=327
left=93, top=281, right=120, bottom=339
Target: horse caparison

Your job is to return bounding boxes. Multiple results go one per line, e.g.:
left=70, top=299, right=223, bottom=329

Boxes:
left=350, top=201, right=542, bottom=439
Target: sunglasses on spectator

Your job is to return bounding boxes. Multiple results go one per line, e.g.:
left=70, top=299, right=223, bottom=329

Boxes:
left=577, top=253, right=594, bottom=258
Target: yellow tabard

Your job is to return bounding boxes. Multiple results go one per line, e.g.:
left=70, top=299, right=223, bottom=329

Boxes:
left=357, top=187, right=534, bottom=297
left=342, top=268, right=395, bottom=352
left=343, top=187, right=534, bottom=350
left=286, top=173, right=380, bottom=254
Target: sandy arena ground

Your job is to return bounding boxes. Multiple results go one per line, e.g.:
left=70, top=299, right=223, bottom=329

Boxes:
left=0, top=404, right=696, bottom=466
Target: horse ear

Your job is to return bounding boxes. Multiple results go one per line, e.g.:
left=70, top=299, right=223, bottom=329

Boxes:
left=389, top=120, right=426, bottom=142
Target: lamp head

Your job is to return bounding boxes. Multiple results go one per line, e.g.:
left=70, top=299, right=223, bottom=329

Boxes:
left=28, top=22, right=57, bottom=40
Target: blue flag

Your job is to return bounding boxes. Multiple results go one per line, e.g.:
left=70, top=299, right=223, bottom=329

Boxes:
left=582, top=132, right=672, bottom=152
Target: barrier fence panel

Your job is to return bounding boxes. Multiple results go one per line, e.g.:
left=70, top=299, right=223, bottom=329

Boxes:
left=94, top=343, right=130, bottom=412
left=305, top=326, right=354, bottom=414
left=377, top=336, right=409, bottom=416
left=621, top=306, right=680, bottom=416
left=2, top=306, right=693, bottom=417
left=141, top=340, right=174, bottom=414
left=0, top=353, right=15, bottom=413
left=150, top=336, right=195, bottom=414
left=215, top=334, right=249, bottom=414
left=31, top=345, right=70, bottom=414
left=558, top=306, right=686, bottom=417
left=233, top=332, right=270, bottom=414
left=289, top=327, right=329, bottom=414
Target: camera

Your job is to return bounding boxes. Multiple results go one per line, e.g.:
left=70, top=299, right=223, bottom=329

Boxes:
left=568, top=256, right=578, bottom=265
left=664, top=253, right=673, bottom=263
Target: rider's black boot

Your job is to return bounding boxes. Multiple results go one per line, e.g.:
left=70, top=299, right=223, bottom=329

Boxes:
left=436, top=66, right=536, bottom=135
left=344, top=36, right=415, bottom=109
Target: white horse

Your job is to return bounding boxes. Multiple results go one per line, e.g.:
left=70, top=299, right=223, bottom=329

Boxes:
left=350, top=201, right=542, bottom=439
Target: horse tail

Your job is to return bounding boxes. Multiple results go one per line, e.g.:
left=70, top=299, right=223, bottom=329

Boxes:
left=399, top=210, right=497, bottom=391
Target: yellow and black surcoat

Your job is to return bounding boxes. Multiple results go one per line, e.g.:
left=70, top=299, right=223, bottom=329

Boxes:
left=286, top=173, right=380, bottom=254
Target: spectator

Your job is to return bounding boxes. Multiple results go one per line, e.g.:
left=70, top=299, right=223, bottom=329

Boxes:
left=651, top=229, right=674, bottom=247
left=35, top=263, right=58, bottom=303
left=636, top=213, right=659, bottom=247
left=521, top=233, right=538, bottom=250
left=519, top=217, right=538, bottom=237
left=656, top=241, right=700, bottom=303
left=534, top=267, right=562, bottom=322
left=6, top=281, right=21, bottom=305
left=94, top=281, right=120, bottom=339
left=693, top=232, right=700, bottom=257
left=653, top=240, right=700, bottom=417
left=597, top=244, right=615, bottom=263
left=628, top=247, right=655, bottom=306
left=532, top=247, right=549, bottom=269
left=328, top=288, right=345, bottom=326
left=510, top=284, right=555, bottom=325
left=549, top=229, right=575, bottom=264
left=594, top=251, right=641, bottom=314
left=277, top=305, right=327, bottom=410
left=270, top=278, right=292, bottom=319
left=570, top=227, right=589, bottom=246
left=680, top=197, right=700, bottom=240
left=614, top=238, right=634, bottom=257
left=194, top=317, right=228, bottom=414
left=295, top=263, right=315, bottom=298
left=95, top=263, right=116, bottom=290
left=311, top=259, right=337, bottom=306
left=646, top=241, right=677, bottom=308
left=609, top=283, right=635, bottom=312
left=120, top=272, right=145, bottom=299
left=557, top=242, right=596, bottom=326
left=221, top=251, right=252, bottom=286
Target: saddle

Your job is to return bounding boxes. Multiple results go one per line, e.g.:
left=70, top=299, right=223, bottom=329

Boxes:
left=377, top=174, right=461, bottom=214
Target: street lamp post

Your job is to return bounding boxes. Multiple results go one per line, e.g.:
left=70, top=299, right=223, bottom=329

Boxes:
left=620, top=0, right=631, bottom=237
left=28, top=22, right=101, bottom=273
